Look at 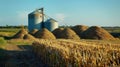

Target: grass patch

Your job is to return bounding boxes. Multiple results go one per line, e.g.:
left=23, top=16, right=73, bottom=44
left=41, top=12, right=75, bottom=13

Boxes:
left=7, top=39, right=34, bottom=45
left=0, top=28, right=20, bottom=37
left=0, top=37, right=7, bottom=49
left=0, top=37, right=7, bottom=45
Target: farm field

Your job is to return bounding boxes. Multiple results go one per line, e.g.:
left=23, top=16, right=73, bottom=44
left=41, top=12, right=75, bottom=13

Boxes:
left=1, top=0, right=120, bottom=66
left=0, top=38, right=120, bottom=67
left=33, top=39, right=120, bottom=67
left=0, top=27, right=120, bottom=67
left=0, top=28, right=20, bottom=37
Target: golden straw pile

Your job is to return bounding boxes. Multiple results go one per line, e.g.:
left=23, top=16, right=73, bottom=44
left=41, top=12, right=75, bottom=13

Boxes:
left=52, top=28, right=80, bottom=40
left=71, top=25, right=88, bottom=38
left=82, top=26, right=115, bottom=40
left=34, top=28, right=56, bottom=39
left=33, top=39, right=120, bottom=67
left=12, top=29, right=36, bottom=40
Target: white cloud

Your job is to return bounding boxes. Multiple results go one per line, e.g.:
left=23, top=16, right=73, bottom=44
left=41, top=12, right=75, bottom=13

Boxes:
left=54, top=13, right=66, bottom=22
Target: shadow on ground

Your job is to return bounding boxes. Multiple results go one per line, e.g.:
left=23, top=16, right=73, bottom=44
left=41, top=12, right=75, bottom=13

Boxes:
left=0, top=45, right=47, bottom=67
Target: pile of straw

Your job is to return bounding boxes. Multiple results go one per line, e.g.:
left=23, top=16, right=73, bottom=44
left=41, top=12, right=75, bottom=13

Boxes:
left=60, top=28, right=80, bottom=40
left=52, top=28, right=64, bottom=38
left=34, top=28, right=56, bottom=39
left=23, top=34, right=36, bottom=40
left=53, top=28, right=80, bottom=40
left=29, top=29, right=38, bottom=35
left=33, top=39, right=120, bottom=67
left=12, top=29, right=28, bottom=39
left=71, top=25, right=88, bottom=38
left=82, top=26, right=115, bottom=40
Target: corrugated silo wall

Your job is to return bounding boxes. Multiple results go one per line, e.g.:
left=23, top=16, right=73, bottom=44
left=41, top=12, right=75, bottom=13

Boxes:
left=28, top=14, right=33, bottom=32
left=44, top=20, right=58, bottom=31
left=28, top=12, right=43, bottom=32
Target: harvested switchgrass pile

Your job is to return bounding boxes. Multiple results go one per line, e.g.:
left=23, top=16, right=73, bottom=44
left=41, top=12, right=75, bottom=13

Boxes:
left=12, top=29, right=36, bottom=40
left=71, top=25, right=88, bottom=38
left=12, top=29, right=28, bottom=39
left=52, top=28, right=64, bottom=38
left=60, top=28, right=80, bottom=40
left=82, top=26, right=115, bottom=40
left=53, top=28, right=80, bottom=40
left=33, top=39, right=120, bottom=67
left=29, top=29, right=38, bottom=35
left=23, top=34, right=36, bottom=40
left=34, top=28, right=56, bottom=39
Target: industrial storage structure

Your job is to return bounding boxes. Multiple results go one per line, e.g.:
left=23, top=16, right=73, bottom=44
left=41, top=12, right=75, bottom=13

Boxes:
left=28, top=8, right=58, bottom=32
left=44, top=18, right=58, bottom=31
left=28, top=10, right=43, bottom=32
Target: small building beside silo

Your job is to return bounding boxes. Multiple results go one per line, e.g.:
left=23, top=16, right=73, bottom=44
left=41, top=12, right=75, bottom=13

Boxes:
left=28, top=8, right=58, bottom=32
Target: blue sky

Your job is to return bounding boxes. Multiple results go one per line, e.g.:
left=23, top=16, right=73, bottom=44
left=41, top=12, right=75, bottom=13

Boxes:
left=0, top=0, right=120, bottom=26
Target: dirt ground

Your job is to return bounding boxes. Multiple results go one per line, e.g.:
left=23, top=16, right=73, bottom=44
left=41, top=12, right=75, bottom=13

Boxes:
left=0, top=44, right=47, bottom=67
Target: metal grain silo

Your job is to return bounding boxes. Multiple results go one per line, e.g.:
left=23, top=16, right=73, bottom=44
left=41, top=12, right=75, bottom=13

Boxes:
left=28, top=10, right=43, bottom=32
left=44, top=18, right=58, bottom=31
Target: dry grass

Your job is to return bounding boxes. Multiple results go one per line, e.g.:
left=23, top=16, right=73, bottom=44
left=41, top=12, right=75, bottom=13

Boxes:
left=0, top=37, right=7, bottom=48
left=34, top=28, right=56, bottom=39
left=82, top=26, right=115, bottom=40
left=23, top=34, right=36, bottom=40
left=7, top=39, right=35, bottom=45
left=71, top=25, right=88, bottom=38
left=12, top=29, right=28, bottom=39
left=60, top=28, right=80, bottom=40
left=0, top=32, right=16, bottom=37
left=11, top=29, right=37, bottom=40
left=53, top=28, right=80, bottom=40
left=33, top=39, right=120, bottom=67
left=52, top=28, right=64, bottom=38
left=29, top=29, right=38, bottom=35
